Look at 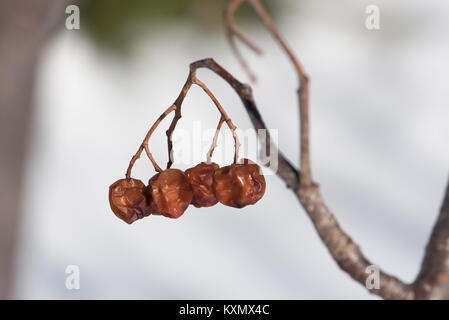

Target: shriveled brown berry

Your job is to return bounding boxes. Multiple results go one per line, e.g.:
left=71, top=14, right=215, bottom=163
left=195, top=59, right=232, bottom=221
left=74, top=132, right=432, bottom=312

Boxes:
left=185, top=162, right=219, bottom=208
left=109, top=178, right=152, bottom=224
left=147, top=168, right=193, bottom=218
left=213, top=159, right=266, bottom=208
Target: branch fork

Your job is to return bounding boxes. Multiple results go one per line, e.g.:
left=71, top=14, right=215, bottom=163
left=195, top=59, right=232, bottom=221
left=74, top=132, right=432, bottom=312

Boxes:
left=223, top=0, right=449, bottom=299
left=126, top=0, right=448, bottom=299
left=125, top=60, right=241, bottom=180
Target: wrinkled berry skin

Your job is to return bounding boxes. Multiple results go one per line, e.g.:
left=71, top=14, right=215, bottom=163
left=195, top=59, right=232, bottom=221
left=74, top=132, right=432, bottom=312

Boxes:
left=213, top=159, right=266, bottom=208
left=147, top=169, right=193, bottom=218
left=185, top=162, right=219, bottom=208
left=109, top=178, right=152, bottom=224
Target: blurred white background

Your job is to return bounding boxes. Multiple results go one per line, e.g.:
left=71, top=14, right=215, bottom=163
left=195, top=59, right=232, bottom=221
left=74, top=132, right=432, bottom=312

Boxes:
left=12, top=0, right=449, bottom=299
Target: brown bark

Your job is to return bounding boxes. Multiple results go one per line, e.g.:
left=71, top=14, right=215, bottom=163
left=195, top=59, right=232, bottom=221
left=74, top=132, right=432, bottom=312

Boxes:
left=186, top=58, right=414, bottom=299
left=223, top=0, right=449, bottom=299
left=414, top=182, right=449, bottom=299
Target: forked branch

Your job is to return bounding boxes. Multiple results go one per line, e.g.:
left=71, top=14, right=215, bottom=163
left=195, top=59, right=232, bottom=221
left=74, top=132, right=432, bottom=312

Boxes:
left=414, top=181, right=449, bottom=299
left=126, top=60, right=242, bottom=178
left=220, top=0, right=449, bottom=299
left=193, top=78, right=240, bottom=163
left=128, top=0, right=449, bottom=301
left=207, top=116, right=225, bottom=163
left=189, top=57, right=413, bottom=299
left=126, top=105, right=176, bottom=178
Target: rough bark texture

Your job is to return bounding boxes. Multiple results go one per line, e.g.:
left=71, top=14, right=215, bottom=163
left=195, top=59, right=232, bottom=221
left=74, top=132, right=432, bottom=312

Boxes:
left=296, top=186, right=414, bottom=299
left=224, top=0, right=449, bottom=299
left=188, top=58, right=415, bottom=299
left=1, top=0, right=448, bottom=300
left=414, top=182, right=449, bottom=299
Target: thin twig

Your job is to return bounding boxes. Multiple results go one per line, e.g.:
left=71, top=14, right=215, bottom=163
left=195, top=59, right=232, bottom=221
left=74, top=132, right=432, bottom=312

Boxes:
left=165, top=63, right=243, bottom=168
left=128, top=61, right=242, bottom=176
left=248, top=0, right=306, bottom=78
left=126, top=104, right=176, bottom=178
left=190, top=58, right=298, bottom=189
left=414, top=180, right=449, bottom=299
left=166, top=73, right=195, bottom=169
left=224, top=0, right=259, bottom=83
left=189, top=57, right=413, bottom=299
left=223, top=0, right=415, bottom=299
left=225, top=0, right=311, bottom=186
left=229, top=24, right=263, bottom=55
left=207, top=116, right=225, bottom=163
left=246, top=0, right=311, bottom=185
left=193, top=78, right=240, bottom=163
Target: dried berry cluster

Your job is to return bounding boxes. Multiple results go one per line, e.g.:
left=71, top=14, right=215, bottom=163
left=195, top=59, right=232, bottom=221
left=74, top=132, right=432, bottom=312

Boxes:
left=108, top=64, right=266, bottom=224
left=109, top=160, right=265, bottom=224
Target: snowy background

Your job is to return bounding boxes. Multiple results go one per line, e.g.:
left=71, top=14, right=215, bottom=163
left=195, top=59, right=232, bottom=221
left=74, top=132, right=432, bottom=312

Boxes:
left=13, top=0, right=449, bottom=299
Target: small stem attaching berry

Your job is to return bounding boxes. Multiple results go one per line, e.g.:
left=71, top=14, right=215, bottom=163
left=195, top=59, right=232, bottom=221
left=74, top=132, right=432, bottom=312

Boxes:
left=207, top=116, right=225, bottom=163
left=126, top=104, right=176, bottom=179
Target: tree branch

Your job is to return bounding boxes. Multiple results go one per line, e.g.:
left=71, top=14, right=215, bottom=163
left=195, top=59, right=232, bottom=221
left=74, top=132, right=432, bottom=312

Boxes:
left=222, top=0, right=419, bottom=299
left=189, top=58, right=298, bottom=189
left=207, top=116, right=225, bottom=163
left=414, top=180, right=449, bottom=299
left=189, top=57, right=414, bottom=299
left=128, top=60, right=243, bottom=178
left=126, top=104, right=176, bottom=177
left=192, top=78, right=240, bottom=163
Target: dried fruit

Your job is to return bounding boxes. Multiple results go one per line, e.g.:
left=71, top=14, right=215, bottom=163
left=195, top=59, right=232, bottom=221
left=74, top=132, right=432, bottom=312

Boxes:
left=109, top=178, right=152, bottom=224
left=147, top=169, right=193, bottom=218
left=111, top=63, right=268, bottom=223
left=213, top=159, right=266, bottom=208
left=185, top=162, right=219, bottom=208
